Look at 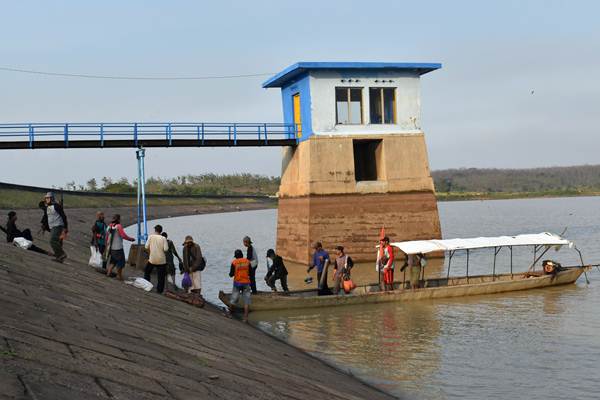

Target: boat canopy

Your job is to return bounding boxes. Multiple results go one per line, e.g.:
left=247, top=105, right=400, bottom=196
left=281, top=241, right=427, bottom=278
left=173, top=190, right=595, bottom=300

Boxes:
left=391, top=232, right=572, bottom=255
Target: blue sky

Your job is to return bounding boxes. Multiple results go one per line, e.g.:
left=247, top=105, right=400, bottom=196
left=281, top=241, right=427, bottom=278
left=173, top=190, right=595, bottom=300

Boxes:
left=1, top=0, right=599, bottom=187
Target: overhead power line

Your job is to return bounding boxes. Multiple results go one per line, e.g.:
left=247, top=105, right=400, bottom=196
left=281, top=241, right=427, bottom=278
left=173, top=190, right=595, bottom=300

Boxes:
left=0, top=66, right=275, bottom=81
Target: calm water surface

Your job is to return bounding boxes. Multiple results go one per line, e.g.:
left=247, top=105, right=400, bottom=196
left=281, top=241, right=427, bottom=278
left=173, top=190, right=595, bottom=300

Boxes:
left=128, top=197, right=600, bottom=399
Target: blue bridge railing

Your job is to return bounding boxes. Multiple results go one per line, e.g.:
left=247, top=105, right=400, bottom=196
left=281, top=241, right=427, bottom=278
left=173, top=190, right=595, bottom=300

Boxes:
left=0, top=122, right=300, bottom=149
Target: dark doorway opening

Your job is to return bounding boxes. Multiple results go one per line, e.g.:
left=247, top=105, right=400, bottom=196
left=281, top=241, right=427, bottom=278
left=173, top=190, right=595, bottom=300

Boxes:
left=353, top=139, right=382, bottom=182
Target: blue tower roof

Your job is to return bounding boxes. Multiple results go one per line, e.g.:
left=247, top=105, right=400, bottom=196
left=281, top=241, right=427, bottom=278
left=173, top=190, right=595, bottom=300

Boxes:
left=262, top=61, right=442, bottom=88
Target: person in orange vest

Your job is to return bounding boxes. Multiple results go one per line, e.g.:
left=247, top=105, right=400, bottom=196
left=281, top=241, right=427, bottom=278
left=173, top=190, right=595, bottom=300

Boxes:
left=228, top=249, right=252, bottom=322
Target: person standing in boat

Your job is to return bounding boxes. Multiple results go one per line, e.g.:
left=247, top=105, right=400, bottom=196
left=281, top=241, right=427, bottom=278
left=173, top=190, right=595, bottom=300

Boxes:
left=228, top=249, right=252, bottom=322
left=333, top=246, right=354, bottom=295
left=265, top=248, right=289, bottom=292
left=307, top=241, right=331, bottom=291
left=243, top=236, right=259, bottom=294
left=377, top=236, right=395, bottom=291
left=408, top=252, right=427, bottom=290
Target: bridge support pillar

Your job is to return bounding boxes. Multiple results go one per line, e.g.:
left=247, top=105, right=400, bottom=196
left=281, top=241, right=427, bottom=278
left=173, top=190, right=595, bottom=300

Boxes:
left=276, top=134, right=442, bottom=264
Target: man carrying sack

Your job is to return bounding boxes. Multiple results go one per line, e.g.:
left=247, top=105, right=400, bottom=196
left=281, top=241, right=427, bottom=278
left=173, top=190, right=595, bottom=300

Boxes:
left=182, top=235, right=205, bottom=305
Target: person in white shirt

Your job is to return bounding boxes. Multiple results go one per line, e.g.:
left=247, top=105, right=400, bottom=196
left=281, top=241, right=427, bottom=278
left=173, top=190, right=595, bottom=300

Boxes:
left=144, top=225, right=169, bottom=294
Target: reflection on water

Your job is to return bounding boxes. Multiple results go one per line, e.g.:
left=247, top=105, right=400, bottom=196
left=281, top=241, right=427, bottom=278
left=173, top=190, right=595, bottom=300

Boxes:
left=136, top=197, right=600, bottom=399
left=253, top=281, right=600, bottom=400
left=254, top=300, right=443, bottom=398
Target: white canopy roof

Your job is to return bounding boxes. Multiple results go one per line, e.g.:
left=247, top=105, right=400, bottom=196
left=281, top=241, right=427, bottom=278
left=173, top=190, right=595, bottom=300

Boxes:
left=391, top=232, right=572, bottom=255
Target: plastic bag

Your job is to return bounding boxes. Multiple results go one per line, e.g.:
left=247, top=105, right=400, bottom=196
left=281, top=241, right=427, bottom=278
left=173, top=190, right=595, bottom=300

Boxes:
left=343, top=278, right=357, bottom=294
left=88, top=246, right=103, bottom=268
left=182, top=272, right=192, bottom=289
left=13, top=237, right=33, bottom=250
left=129, top=277, right=153, bottom=292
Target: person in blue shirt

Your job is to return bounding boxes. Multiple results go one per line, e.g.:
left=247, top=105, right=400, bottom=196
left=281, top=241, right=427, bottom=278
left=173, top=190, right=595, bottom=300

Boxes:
left=307, top=241, right=330, bottom=290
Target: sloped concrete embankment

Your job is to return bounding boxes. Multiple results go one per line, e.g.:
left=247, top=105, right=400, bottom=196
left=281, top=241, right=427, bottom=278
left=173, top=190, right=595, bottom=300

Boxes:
left=0, top=206, right=397, bottom=400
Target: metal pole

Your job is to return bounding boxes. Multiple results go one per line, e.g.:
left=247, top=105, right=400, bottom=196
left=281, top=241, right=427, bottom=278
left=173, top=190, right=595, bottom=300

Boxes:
left=527, top=246, right=552, bottom=272
left=510, top=246, right=513, bottom=279
left=136, top=149, right=142, bottom=244
left=264, top=123, right=268, bottom=144
left=100, top=123, right=104, bottom=147
left=28, top=124, right=34, bottom=148
left=140, top=148, right=148, bottom=243
left=574, top=247, right=590, bottom=284
left=136, top=147, right=148, bottom=243
left=466, top=249, right=470, bottom=283
left=64, top=123, right=69, bottom=148
left=493, top=247, right=497, bottom=281
left=446, top=251, right=453, bottom=280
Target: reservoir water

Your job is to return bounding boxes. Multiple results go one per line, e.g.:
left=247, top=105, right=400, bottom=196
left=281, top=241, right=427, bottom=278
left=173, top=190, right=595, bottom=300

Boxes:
left=126, top=197, right=600, bottom=399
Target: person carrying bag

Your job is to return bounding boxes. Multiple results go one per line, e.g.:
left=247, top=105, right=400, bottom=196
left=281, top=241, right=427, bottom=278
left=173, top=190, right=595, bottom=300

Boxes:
left=182, top=235, right=205, bottom=306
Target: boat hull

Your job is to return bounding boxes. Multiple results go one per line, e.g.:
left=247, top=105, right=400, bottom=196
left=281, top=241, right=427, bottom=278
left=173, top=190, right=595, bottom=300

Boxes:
left=219, top=267, right=586, bottom=312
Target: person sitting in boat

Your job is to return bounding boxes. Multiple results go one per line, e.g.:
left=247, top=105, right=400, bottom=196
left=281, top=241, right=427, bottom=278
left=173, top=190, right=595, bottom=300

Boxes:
left=333, top=246, right=354, bottom=295
left=265, top=249, right=289, bottom=292
left=307, top=241, right=331, bottom=294
left=408, top=253, right=427, bottom=290
left=376, top=236, right=395, bottom=291
left=228, top=249, right=252, bottom=322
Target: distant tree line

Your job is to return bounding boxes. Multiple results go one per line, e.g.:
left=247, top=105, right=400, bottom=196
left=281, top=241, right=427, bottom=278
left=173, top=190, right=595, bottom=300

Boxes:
left=64, top=164, right=600, bottom=197
left=432, top=165, right=600, bottom=193
left=79, top=174, right=280, bottom=195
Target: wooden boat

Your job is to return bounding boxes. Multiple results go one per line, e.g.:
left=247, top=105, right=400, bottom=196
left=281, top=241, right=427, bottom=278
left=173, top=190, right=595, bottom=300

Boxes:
left=220, top=232, right=591, bottom=312
left=219, top=267, right=587, bottom=311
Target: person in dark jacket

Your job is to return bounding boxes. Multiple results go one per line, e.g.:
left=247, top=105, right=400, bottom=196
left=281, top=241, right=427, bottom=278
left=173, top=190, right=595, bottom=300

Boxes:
left=38, top=192, right=68, bottom=262
left=162, top=232, right=183, bottom=291
left=91, top=211, right=107, bottom=256
left=182, top=235, right=204, bottom=297
left=4, top=211, right=49, bottom=255
left=265, top=248, right=288, bottom=292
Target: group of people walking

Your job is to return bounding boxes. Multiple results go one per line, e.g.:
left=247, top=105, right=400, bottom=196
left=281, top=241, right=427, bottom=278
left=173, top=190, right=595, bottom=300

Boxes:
left=88, top=212, right=290, bottom=322
left=91, top=214, right=204, bottom=296
left=3, top=195, right=426, bottom=324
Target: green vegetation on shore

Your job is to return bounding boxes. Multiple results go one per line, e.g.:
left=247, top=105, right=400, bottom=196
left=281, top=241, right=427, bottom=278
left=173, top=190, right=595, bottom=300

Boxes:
left=77, top=173, right=280, bottom=196
left=5, top=164, right=600, bottom=208
left=436, top=189, right=600, bottom=201
left=433, top=165, right=600, bottom=194
left=0, top=187, right=274, bottom=209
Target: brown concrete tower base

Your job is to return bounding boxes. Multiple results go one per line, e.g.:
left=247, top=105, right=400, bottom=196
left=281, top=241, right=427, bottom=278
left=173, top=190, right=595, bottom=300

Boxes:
left=277, top=191, right=440, bottom=263
left=276, top=134, right=442, bottom=264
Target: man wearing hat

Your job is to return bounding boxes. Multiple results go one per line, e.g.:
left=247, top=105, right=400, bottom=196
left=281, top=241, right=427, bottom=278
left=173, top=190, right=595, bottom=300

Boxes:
left=182, top=235, right=205, bottom=296
left=38, top=192, right=68, bottom=263
left=243, top=236, right=259, bottom=294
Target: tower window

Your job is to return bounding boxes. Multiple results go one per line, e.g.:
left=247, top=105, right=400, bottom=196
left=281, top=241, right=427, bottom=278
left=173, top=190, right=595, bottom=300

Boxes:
left=353, top=139, right=382, bottom=182
left=369, top=87, right=396, bottom=124
left=336, top=87, right=363, bottom=124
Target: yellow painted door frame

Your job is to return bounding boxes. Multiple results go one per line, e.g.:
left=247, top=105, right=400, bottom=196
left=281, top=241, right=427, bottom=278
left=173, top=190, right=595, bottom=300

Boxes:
left=292, top=93, right=302, bottom=138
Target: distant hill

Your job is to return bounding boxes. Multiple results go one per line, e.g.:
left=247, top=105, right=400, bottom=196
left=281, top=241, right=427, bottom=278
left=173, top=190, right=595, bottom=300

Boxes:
left=432, top=165, right=600, bottom=194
